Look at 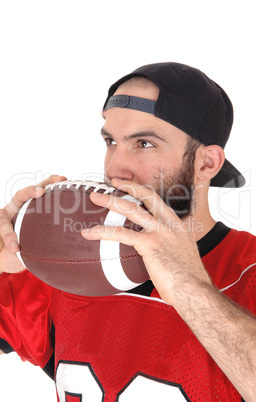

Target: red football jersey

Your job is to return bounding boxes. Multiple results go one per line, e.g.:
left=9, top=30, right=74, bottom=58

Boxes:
left=1, top=223, right=256, bottom=401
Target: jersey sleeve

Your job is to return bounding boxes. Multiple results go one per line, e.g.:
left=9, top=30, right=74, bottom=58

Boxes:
left=203, top=229, right=256, bottom=315
left=0, top=269, right=53, bottom=368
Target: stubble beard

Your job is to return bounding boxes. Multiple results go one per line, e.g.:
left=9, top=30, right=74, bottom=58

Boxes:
left=151, top=161, right=195, bottom=220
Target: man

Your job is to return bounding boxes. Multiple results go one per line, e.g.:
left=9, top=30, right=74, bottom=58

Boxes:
left=0, top=62, right=256, bottom=401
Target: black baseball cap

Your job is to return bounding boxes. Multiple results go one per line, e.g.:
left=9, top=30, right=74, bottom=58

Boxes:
left=103, top=62, right=245, bottom=188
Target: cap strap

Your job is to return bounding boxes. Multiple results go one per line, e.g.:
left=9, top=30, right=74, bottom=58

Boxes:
left=104, top=95, right=156, bottom=115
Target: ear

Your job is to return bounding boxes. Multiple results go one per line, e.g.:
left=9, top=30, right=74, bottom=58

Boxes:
left=195, top=145, right=225, bottom=183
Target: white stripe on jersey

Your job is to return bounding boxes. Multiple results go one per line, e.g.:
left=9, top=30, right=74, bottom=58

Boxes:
left=115, top=262, right=256, bottom=302
left=114, top=292, right=169, bottom=304
left=220, top=263, right=256, bottom=292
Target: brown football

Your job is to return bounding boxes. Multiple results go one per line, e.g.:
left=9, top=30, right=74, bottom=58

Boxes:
left=14, top=180, right=149, bottom=296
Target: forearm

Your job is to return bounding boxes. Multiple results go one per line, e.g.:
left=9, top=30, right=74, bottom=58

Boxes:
left=172, top=280, right=256, bottom=402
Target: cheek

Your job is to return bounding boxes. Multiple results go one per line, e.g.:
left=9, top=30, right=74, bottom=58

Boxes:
left=104, top=152, right=110, bottom=170
left=147, top=163, right=181, bottom=185
left=132, top=164, right=160, bottom=185
left=104, top=148, right=116, bottom=170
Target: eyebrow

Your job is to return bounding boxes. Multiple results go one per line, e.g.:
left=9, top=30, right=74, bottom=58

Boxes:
left=101, top=128, right=168, bottom=143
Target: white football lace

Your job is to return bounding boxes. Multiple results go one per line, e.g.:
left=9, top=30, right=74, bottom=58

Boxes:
left=45, top=180, right=116, bottom=194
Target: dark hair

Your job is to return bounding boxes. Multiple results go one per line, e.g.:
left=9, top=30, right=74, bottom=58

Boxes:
left=183, top=136, right=202, bottom=165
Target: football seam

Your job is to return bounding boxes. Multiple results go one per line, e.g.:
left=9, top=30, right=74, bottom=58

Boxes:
left=45, top=180, right=116, bottom=195
left=20, top=253, right=143, bottom=264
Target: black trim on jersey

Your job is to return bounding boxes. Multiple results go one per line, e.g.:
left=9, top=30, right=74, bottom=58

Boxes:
left=0, top=337, right=14, bottom=354
left=127, top=221, right=232, bottom=297
left=126, top=279, right=154, bottom=296
left=42, top=323, right=55, bottom=380
left=197, top=221, right=231, bottom=258
left=66, top=391, right=83, bottom=400
left=55, top=360, right=105, bottom=399
left=42, top=352, right=55, bottom=379
left=51, top=322, right=55, bottom=350
left=116, top=372, right=191, bottom=401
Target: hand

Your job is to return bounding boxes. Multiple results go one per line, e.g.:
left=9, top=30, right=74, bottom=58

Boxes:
left=82, top=179, right=212, bottom=305
left=0, top=175, right=67, bottom=274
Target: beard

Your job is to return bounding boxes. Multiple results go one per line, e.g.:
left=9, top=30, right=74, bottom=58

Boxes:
left=151, top=161, right=195, bottom=220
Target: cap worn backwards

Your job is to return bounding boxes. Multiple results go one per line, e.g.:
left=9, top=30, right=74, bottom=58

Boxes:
left=103, top=62, right=245, bottom=188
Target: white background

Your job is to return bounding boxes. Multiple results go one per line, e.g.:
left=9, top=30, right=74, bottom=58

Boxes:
left=0, top=0, right=255, bottom=400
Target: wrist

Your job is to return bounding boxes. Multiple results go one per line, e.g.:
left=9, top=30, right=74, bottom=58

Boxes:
left=157, top=263, right=213, bottom=308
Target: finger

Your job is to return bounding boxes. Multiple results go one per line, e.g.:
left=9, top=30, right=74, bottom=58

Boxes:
left=0, top=217, right=20, bottom=251
left=4, top=175, right=67, bottom=219
left=82, top=224, right=141, bottom=247
left=90, top=191, right=156, bottom=232
left=0, top=245, right=25, bottom=273
left=4, top=185, right=45, bottom=219
left=111, top=179, right=177, bottom=221
left=36, top=174, right=67, bottom=189
left=1, top=175, right=67, bottom=252
left=0, top=184, right=47, bottom=252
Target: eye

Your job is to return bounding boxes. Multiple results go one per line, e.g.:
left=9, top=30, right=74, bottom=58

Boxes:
left=104, top=138, right=116, bottom=146
left=138, top=140, right=154, bottom=148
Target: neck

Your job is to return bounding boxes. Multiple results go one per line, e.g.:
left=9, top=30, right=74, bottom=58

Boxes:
left=182, top=182, right=216, bottom=242
left=183, top=215, right=216, bottom=242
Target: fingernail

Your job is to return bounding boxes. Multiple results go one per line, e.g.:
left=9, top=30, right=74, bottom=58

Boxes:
left=111, top=179, right=120, bottom=185
left=90, top=192, right=101, bottom=197
left=34, top=187, right=44, bottom=195
left=11, top=241, right=19, bottom=250
left=81, top=229, right=90, bottom=237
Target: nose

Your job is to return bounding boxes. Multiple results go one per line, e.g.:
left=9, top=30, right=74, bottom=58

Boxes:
left=105, top=148, right=134, bottom=181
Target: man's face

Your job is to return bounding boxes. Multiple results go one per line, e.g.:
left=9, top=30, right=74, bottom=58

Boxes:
left=102, top=85, right=197, bottom=218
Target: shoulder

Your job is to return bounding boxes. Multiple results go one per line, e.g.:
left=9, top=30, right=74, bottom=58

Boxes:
left=0, top=269, right=53, bottom=301
left=203, top=228, right=256, bottom=264
left=0, top=269, right=53, bottom=327
left=0, top=270, right=53, bottom=367
left=202, top=228, right=256, bottom=288
left=221, top=229, right=256, bottom=261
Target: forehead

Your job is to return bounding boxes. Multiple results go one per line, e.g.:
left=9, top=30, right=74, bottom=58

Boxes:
left=102, top=83, right=189, bottom=145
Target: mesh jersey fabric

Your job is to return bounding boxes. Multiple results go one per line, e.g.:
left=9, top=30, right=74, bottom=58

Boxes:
left=0, top=225, right=256, bottom=401
left=0, top=270, right=53, bottom=367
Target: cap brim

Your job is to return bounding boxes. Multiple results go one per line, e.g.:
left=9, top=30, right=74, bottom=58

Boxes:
left=210, top=159, right=245, bottom=188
